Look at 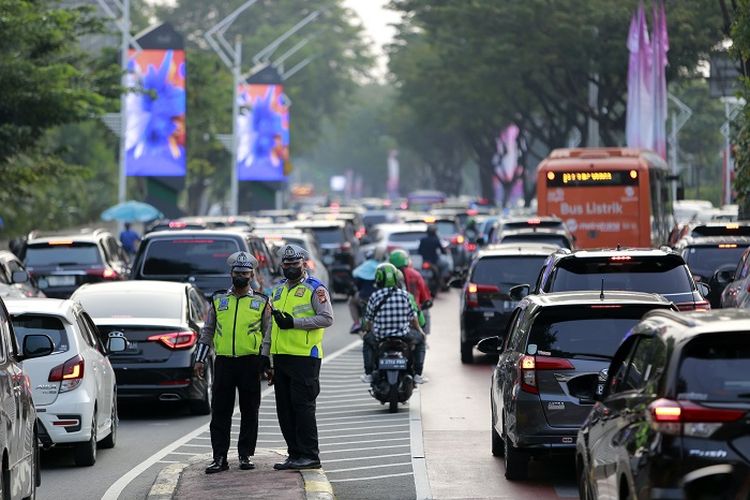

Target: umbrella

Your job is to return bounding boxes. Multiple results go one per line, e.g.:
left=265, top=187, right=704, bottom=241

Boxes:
left=101, top=200, right=164, bottom=222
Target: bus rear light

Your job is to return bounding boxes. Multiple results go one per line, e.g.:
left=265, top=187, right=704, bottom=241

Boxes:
left=610, top=255, right=632, bottom=261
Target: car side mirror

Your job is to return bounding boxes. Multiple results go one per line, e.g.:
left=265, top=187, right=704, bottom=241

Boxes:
left=696, top=281, right=710, bottom=297
left=106, top=331, right=127, bottom=354
left=476, top=336, right=502, bottom=354
left=449, top=278, right=465, bottom=289
left=21, top=334, right=53, bottom=360
left=509, top=284, right=530, bottom=301
left=11, top=270, right=29, bottom=284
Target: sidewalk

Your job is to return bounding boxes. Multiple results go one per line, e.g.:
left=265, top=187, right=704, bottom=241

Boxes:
left=147, top=449, right=334, bottom=500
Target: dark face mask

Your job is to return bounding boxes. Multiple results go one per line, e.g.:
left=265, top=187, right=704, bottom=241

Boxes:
left=232, top=276, right=251, bottom=289
left=283, top=266, right=303, bottom=281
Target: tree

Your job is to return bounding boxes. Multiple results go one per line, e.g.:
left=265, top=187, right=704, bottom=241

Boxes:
left=0, top=0, right=118, bottom=236
left=387, top=0, right=725, bottom=203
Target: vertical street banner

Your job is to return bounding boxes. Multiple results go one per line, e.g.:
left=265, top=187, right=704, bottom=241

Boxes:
left=125, top=48, right=186, bottom=176
left=236, top=83, right=290, bottom=182
left=387, top=150, right=399, bottom=200
left=492, top=124, right=524, bottom=208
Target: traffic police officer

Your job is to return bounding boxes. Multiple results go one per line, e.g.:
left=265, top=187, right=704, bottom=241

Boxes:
left=271, top=244, right=334, bottom=470
left=194, top=251, right=274, bottom=474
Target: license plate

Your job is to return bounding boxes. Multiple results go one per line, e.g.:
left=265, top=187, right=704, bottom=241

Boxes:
left=379, top=357, right=407, bottom=369
left=47, top=275, right=75, bottom=287
left=483, top=311, right=495, bottom=318
left=503, top=301, right=518, bottom=310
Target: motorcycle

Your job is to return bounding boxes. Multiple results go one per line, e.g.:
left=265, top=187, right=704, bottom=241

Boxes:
left=418, top=260, right=441, bottom=298
left=368, top=336, right=415, bottom=413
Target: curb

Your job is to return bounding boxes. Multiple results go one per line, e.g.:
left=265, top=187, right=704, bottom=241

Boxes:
left=146, top=450, right=335, bottom=500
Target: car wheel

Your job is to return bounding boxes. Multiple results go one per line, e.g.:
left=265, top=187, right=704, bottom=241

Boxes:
left=22, top=435, right=38, bottom=500
left=0, top=459, right=9, bottom=500
left=189, top=363, right=212, bottom=415
left=503, top=422, right=528, bottom=480
left=491, top=408, right=504, bottom=457
left=73, top=413, right=97, bottom=466
left=460, top=340, right=473, bottom=364
left=99, top=395, right=117, bottom=449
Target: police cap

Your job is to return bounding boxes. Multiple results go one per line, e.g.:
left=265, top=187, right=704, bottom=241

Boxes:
left=279, top=244, right=309, bottom=263
left=227, top=251, right=257, bottom=271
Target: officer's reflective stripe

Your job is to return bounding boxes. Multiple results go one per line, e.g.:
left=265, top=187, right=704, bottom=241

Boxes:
left=292, top=304, right=313, bottom=315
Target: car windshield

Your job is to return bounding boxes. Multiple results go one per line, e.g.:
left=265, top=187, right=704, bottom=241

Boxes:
left=389, top=231, right=426, bottom=243
left=436, top=221, right=458, bottom=236
left=501, top=234, right=571, bottom=249
left=11, top=314, right=69, bottom=354
left=76, top=291, right=183, bottom=318
left=528, top=306, right=658, bottom=358
left=25, top=243, right=101, bottom=267
left=311, top=228, right=344, bottom=245
left=471, top=256, right=547, bottom=287
left=142, top=238, right=239, bottom=275
left=683, top=245, right=748, bottom=277
left=678, top=333, right=750, bottom=402
left=549, top=257, right=693, bottom=294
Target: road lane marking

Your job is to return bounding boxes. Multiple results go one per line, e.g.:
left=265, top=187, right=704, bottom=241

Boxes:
left=329, top=472, right=413, bottom=483
left=321, top=437, right=411, bottom=447
left=323, top=453, right=411, bottom=463
left=326, top=462, right=412, bottom=474
left=322, top=444, right=410, bottom=454
left=102, top=339, right=363, bottom=500
left=319, top=424, right=409, bottom=433
left=410, top=388, right=432, bottom=500
left=321, top=430, right=409, bottom=439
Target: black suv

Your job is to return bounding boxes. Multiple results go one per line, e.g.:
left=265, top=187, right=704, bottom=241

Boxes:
left=675, top=236, right=750, bottom=308
left=130, top=229, right=279, bottom=298
left=455, top=243, right=558, bottom=364
left=291, top=220, right=358, bottom=294
left=23, top=229, right=129, bottom=298
left=478, top=291, right=675, bottom=480
left=577, top=308, right=750, bottom=500
left=513, top=248, right=710, bottom=311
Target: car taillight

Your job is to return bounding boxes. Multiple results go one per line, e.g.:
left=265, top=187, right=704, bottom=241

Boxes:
left=465, top=242, right=477, bottom=252
left=340, top=242, right=352, bottom=253
left=675, top=301, right=711, bottom=311
left=48, top=355, right=85, bottom=393
left=517, top=355, right=574, bottom=394
left=87, top=268, right=119, bottom=280
left=649, top=398, right=746, bottom=437
left=355, top=228, right=366, bottom=239
left=422, top=262, right=431, bottom=270
left=147, top=331, right=197, bottom=349
left=451, top=235, right=465, bottom=245
left=465, top=283, right=500, bottom=308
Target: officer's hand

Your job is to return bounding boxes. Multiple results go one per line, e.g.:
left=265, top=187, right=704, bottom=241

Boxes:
left=265, top=368, right=274, bottom=386
left=421, top=300, right=433, bottom=310
left=272, top=310, right=295, bottom=329
left=194, top=361, right=205, bottom=378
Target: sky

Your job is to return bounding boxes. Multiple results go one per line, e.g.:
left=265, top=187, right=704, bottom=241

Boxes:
left=343, top=0, right=399, bottom=77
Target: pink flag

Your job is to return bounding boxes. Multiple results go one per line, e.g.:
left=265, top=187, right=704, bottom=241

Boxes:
left=652, top=1, right=669, bottom=159
left=637, top=3, right=654, bottom=150
left=626, top=9, right=640, bottom=147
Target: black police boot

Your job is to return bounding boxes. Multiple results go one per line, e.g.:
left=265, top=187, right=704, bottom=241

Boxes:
left=205, top=457, right=229, bottom=474
left=273, top=457, right=295, bottom=470
left=239, top=456, right=255, bottom=470
left=287, top=457, right=322, bottom=470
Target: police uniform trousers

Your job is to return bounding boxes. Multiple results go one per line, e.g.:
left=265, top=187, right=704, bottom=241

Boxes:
left=210, top=355, right=262, bottom=459
left=273, top=354, right=322, bottom=461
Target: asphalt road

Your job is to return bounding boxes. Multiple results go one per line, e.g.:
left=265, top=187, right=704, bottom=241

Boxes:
left=36, top=290, right=581, bottom=499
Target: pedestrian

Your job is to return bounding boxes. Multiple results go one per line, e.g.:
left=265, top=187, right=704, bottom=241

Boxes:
left=270, top=244, right=334, bottom=471
left=194, top=251, right=274, bottom=474
left=119, top=222, right=141, bottom=256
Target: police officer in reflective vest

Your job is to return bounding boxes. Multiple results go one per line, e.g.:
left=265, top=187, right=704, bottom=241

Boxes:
left=271, top=244, right=334, bottom=470
left=194, top=251, right=274, bottom=474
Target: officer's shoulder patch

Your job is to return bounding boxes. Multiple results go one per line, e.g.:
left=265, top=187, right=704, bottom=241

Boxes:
left=273, top=287, right=283, bottom=301
left=306, top=276, right=323, bottom=290
left=316, top=288, right=328, bottom=304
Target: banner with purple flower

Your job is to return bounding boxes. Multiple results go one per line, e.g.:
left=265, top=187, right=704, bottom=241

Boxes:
left=125, top=49, right=186, bottom=176
left=236, top=83, right=290, bottom=182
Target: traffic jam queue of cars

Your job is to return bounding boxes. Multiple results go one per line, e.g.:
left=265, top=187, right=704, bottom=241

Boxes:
left=2, top=192, right=750, bottom=499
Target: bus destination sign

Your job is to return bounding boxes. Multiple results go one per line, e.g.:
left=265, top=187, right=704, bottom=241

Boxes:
left=546, top=170, right=640, bottom=187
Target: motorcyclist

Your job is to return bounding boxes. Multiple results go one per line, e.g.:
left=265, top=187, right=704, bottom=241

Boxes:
left=349, top=249, right=379, bottom=333
left=360, top=263, right=426, bottom=384
left=418, top=224, right=449, bottom=287
left=464, top=217, right=480, bottom=242
left=389, top=248, right=433, bottom=333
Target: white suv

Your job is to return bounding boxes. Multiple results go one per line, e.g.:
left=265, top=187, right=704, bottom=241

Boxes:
left=5, top=298, right=124, bottom=466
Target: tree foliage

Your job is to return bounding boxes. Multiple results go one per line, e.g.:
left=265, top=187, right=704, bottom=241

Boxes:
left=387, top=0, right=725, bottom=203
left=0, top=0, right=119, bottom=236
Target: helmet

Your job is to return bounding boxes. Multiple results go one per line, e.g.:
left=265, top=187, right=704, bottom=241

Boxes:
left=389, top=248, right=410, bottom=269
left=427, top=224, right=438, bottom=236
left=396, top=269, right=406, bottom=289
left=374, top=262, right=399, bottom=288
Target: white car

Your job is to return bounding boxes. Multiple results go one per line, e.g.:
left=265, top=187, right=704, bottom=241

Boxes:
left=5, top=298, right=124, bottom=466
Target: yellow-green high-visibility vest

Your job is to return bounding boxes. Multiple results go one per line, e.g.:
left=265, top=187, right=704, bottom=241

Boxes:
left=271, top=277, right=325, bottom=358
left=213, top=292, right=267, bottom=356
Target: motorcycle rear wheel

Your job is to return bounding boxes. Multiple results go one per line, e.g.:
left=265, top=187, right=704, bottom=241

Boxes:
left=388, top=385, right=399, bottom=413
